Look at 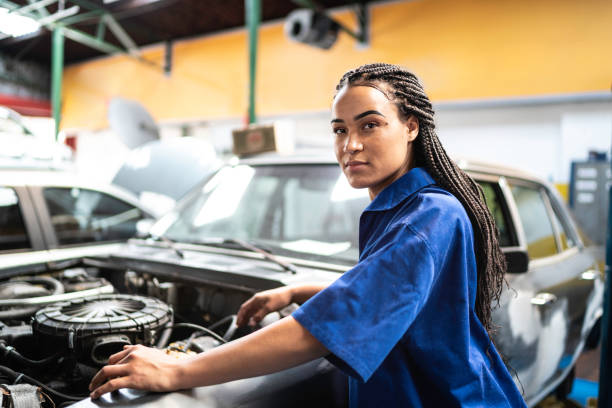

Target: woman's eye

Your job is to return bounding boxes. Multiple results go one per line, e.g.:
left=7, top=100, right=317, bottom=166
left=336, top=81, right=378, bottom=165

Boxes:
left=332, top=127, right=346, bottom=135
left=363, top=122, right=378, bottom=130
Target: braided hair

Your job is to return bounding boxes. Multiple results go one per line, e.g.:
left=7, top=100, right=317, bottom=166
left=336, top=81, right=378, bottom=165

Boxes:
left=335, top=63, right=506, bottom=337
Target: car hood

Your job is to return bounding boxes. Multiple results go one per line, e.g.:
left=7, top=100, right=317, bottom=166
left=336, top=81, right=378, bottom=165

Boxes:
left=102, top=241, right=345, bottom=291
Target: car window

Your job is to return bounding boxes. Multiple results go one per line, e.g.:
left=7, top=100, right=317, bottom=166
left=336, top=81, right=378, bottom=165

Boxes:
left=43, top=187, right=146, bottom=246
left=476, top=181, right=514, bottom=247
left=164, top=164, right=369, bottom=265
left=509, top=183, right=558, bottom=259
left=547, top=193, right=576, bottom=251
left=0, top=187, right=31, bottom=251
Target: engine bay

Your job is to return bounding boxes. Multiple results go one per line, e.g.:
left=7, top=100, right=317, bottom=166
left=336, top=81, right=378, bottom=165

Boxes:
left=0, top=263, right=282, bottom=407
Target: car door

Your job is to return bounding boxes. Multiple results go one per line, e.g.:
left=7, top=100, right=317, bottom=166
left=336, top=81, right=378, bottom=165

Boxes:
left=541, top=185, right=603, bottom=379
left=0, top=185, right=47, bottom=276
left=496, top=177, right=601, bottom=405
left=473, top=175, right=544, bottom=397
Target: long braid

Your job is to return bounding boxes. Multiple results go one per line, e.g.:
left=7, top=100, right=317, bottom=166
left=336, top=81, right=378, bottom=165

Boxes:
left=336, top=63, right=506, bottom=337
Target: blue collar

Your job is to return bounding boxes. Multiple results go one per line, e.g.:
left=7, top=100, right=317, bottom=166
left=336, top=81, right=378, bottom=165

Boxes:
left=365, top=167, right=436, bottom=212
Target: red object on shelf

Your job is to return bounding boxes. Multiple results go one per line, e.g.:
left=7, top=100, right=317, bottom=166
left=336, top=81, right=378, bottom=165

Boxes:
left=64, top=134, right=77, bottom=152
left=0, top=94, right=52, bottom=117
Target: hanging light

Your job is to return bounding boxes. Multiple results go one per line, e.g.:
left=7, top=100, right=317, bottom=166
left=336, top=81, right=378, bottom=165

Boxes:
left=0, top=7, right=40, bottom=38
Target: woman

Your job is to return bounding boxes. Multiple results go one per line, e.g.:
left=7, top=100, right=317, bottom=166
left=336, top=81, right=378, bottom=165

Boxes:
left=89, top=63, right=526, bottom=407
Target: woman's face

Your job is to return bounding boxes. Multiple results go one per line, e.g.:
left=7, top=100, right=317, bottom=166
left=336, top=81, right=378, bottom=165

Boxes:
left=332, top=84, right=419, bottom=199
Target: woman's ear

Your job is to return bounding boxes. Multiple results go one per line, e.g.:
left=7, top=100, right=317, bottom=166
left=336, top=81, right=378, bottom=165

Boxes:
left=405, top=115, right=419, bottom=142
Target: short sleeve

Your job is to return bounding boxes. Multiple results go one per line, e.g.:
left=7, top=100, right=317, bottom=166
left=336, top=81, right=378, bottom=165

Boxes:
left=292, top=222, right=438, bottom=382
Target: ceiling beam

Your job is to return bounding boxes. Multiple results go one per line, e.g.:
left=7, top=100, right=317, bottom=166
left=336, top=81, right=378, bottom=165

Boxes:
left=0, top=0, right=156, bottom=66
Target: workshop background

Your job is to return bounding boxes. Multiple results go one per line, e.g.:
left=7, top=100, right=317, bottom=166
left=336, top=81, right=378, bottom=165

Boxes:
left=1, top=0, right=611, bottom=407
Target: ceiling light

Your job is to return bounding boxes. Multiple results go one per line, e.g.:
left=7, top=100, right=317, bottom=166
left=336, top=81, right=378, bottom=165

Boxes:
left=0, top=7, right=40, bottom=37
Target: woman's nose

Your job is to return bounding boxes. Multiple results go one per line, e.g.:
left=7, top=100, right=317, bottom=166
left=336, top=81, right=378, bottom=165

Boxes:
left=344, top=134, right=363, bottom=153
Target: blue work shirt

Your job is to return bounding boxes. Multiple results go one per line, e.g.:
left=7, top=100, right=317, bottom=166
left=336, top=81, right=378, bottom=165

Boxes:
left=292, top=167, right=526, bottom=407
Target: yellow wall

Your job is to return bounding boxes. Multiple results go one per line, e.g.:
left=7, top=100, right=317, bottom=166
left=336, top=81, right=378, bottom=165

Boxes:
left=62, top=0, right=612, bottom=130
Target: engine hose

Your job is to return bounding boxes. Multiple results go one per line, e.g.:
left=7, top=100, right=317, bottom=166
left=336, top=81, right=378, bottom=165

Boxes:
left=155, top=316, right=174, bottom=349
left=208, top=314, right=238, bottom=341
left=0, top=365, right=85, bottom=402
left=0, top=343, right=60, bottom=368
left=10, top=276, right=64, bottom=296
left=166, top=323, right=227, bottom=344
left=0, top=276, right=64, bottom=320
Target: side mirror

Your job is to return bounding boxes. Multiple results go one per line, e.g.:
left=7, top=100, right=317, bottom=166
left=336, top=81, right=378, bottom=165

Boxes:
left=136, top=218, right=155, bottom=238
left=503, top=248, right=529, bottom=274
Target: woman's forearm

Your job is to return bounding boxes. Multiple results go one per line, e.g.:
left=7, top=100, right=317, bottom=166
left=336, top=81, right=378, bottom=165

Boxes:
left=176, top=316, right=328, bottom=389
left=290, top=283, right=329, bottom=304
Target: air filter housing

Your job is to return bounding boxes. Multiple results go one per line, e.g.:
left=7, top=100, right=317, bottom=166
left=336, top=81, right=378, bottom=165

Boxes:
left=33, top=294, right=172, bottom=365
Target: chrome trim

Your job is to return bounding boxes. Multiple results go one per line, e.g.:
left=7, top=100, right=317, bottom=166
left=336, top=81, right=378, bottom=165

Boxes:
left=580, top=270, right=600, bottom=281
left=530, top=292, right=557, bottom=306
left=529, top=246, right=579, bottom=269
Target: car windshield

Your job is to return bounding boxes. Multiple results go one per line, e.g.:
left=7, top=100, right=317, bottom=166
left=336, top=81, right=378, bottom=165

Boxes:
left=156, top=163, right=370, bottom=266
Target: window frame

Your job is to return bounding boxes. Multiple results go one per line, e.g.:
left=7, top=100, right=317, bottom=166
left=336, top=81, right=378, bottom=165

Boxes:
left=544, top=188, right=582, bottom=252
left=0, top=186, right=45, bottom=253
left=31, top=185, right=147, bottom=249
left=471, top=173, right=520, bottom=249
left=504, top=177, right=569, bottom=260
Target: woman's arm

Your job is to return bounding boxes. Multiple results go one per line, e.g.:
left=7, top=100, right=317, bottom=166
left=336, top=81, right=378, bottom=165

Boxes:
left=89, top=316, right=328, bottom=398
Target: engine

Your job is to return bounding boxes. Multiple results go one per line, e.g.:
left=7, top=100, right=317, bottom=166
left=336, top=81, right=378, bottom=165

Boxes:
left=0, top=266, right=275, bottom=407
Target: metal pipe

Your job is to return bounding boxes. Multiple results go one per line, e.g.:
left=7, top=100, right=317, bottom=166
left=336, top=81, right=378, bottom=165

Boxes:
left=434, top=91, right=612, bottom=111
left=62, top=26, right=123, bottom=54
left=10, top=0, right=58, bottom=15
left=103, top=13, right=139, bottom=56
left=245, top=0, right=260, bottom=124
left=0, top=284, right=114, bottom=307
left=37, top=5, right=79, bottom=25
left=51, top=26, right=64, bottom=141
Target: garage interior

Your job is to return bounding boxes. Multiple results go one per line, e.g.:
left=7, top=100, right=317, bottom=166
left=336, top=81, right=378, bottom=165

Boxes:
left=0, top=0, right=611, bottom=407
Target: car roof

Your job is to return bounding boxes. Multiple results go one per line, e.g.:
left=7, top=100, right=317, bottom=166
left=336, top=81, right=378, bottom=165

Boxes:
left=0, top=168, right=155, bottom=214
left=236, top=151, right=547, bottom=185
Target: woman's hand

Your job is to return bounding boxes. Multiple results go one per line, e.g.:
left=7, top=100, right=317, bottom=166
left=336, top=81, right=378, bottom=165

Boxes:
left=236, top=286, right=293, bottom=327
left=236, top=284, right=329, bottom=327
left=89, top=345, right=187, bottom=399
left=89, top=316, right=329, bottom=399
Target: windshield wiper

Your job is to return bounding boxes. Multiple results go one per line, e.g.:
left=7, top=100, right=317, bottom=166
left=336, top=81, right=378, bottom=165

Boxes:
left=191, top=237, right=298, bottom=274
left=144, top=233, right=184, bottom=259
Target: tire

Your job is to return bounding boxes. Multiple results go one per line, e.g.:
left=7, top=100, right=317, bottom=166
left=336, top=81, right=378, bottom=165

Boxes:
left=554, top=366, right=575, bottom=400
left=584, top=318, right=601, bottom=351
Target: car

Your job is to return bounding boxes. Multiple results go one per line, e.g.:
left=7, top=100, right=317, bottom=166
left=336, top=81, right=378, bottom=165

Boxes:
left=0, top=106, right=73, bottom=169
left=0, top=168, right=158, bottom=274
left=0, top=153, right=603, bottom=408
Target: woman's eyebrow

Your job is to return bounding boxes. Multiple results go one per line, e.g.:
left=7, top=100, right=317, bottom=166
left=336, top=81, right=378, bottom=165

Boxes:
left=331, top=110, right=385, bottom=124
left=354, top=110, right=385, bottom=120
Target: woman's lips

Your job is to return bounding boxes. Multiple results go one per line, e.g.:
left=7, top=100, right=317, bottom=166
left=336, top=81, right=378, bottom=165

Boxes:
left=345, top=160, right=368, bottom=170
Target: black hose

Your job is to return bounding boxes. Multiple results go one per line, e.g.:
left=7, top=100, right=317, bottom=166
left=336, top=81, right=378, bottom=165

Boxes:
left=11, top=276, right=64, bottom=295
left=166, top=323, right=227, bottom=344
left=0, top=365, right=85, bottom=402
left=0, top=342, right=61, bottom=368
left=208, top=314, right=235, bottom=331
left=208, top=315, right=238, bottom=341
left=0, top=276, right=64, bottom=320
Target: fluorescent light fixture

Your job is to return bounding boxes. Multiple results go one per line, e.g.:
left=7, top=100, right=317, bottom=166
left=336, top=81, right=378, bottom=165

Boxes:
left=0, top=7, right=40, bottom=37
